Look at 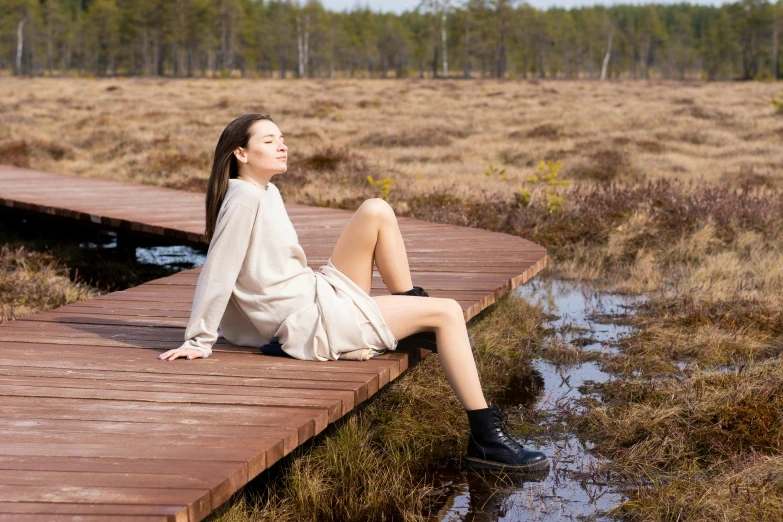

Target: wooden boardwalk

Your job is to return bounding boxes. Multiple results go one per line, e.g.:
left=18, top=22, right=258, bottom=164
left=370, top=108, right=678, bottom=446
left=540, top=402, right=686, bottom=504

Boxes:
left=0, top=165, right=547, bottom=522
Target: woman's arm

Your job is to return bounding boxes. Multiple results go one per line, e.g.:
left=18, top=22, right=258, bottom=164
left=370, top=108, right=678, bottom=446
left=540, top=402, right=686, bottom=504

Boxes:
left=158, top=201, right=257, bottom=361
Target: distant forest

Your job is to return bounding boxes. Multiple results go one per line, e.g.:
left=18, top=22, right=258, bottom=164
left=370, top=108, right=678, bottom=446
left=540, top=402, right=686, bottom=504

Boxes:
left=2, top=0, right=781, bottom=81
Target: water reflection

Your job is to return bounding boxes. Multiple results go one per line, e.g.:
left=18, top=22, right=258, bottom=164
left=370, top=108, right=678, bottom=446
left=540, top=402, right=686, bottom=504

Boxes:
left=433, top=279, right=647, bottom=521
left=135, top=244, right=206, bottom=269
left=77, top=230, right=207, bottom=270
left=433, top=468, right=549, bottom=522
left=517, top=279, right=646, bottom=354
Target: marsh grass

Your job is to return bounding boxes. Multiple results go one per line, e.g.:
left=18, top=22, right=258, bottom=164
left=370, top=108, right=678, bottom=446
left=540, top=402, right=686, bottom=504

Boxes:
left=511, top=123, right=564, bottom=140
left=538, top=182, right=783, bottom=520
left=288, top=145, right=358, bottom=172
left=567, top=148, right=640, bottom=183
left=373, top=175, right=783, bottom=521
left=0, top=139, right=74, bottom=168
left=0, top=244, right=101, bottom=322
left=578, top=359, right=783, bottom=520
left=2, top=79, right=781, bottom=193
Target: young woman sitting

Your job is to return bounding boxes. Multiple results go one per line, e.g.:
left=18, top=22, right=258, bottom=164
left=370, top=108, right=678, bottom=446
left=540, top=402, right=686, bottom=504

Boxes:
left=157, top=114, right=549, bottom=472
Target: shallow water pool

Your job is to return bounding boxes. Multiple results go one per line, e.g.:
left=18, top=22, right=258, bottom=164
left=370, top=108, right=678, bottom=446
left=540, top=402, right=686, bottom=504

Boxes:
left=431, top=279, right=647, bottom=521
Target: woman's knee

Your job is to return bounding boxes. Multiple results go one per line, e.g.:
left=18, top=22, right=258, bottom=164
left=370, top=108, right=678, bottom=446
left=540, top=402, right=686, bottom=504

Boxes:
left=359, top=198, right=396, bottom=222
left=433, top=298, right=465, bottom=325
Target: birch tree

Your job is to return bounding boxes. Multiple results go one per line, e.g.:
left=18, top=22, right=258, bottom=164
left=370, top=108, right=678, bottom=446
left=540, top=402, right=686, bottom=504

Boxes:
left=5, top=0, right=36, bottom=75
left=286, top=1, right=325, bottom=77
left=417, top=0, right=450, bottom=77
left=600, top=24, right=613, bottom=79
left=771, top=0, right=781, bottom=79
left=16, top=13, right=27, bottom=75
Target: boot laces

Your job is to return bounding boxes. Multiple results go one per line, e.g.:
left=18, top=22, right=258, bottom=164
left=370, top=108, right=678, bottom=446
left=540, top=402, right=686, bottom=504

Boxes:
left=492, top=407, right=524, bottom=451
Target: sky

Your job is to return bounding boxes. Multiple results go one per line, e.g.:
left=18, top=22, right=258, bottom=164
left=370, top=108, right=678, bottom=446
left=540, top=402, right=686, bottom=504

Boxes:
left=321, top=0, right=729, bottom=13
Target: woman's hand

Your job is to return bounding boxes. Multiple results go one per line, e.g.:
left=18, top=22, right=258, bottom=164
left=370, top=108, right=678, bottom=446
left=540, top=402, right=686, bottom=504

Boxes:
left=158, top=348, right=205, bottom=361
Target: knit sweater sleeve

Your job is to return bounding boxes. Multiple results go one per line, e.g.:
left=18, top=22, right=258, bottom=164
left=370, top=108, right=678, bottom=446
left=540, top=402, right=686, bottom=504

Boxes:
left=177, top=201, right=257, bottom=358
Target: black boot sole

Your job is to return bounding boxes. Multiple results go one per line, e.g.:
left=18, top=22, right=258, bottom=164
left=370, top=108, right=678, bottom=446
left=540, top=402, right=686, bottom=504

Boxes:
left=466, top=455, right=550, bottom=472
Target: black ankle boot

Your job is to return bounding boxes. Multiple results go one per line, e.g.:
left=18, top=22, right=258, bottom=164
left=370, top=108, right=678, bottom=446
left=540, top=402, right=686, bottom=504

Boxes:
left=392, top=285, right=429, bottom=297
left=465, top=404, right=549, bottom=471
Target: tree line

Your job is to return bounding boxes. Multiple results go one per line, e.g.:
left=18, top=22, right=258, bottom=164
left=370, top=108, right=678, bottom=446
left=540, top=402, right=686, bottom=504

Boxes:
left=2, top=0, right=781, bottom=81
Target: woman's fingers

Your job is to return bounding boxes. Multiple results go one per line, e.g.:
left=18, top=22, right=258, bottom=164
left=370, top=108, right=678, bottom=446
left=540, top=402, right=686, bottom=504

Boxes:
left=157, top=348, right=204, bottom=361
left=158, top=349, right=178, bottom=360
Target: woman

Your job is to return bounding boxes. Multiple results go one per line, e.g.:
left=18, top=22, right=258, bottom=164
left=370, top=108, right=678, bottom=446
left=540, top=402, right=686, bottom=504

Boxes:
left=157, top=114, right=549, bottom=472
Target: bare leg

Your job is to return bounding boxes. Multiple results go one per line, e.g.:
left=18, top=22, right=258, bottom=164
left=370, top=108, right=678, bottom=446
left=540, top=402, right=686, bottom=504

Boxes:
left=330, top=199, right=488, bottom=410
left=331, top=198, right=413, bottom=295
left=372, top=295, right=488, bottom=410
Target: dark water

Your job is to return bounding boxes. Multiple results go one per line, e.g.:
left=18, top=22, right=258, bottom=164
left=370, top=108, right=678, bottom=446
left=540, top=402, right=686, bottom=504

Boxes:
left=430, top=279, right=647, bottom=522
left=77, top=231, right=207, bottom=268
left=134, top=243, right=206, bottom=267
left=1, top=207, right=206, bottom=291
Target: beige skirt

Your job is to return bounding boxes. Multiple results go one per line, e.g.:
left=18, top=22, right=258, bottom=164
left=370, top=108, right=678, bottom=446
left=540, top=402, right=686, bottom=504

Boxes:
left=352, top=289, right=399, bottom=358
left=326, top=257, right=399, bottom=359
left=273, top=257, right=398, bottom=361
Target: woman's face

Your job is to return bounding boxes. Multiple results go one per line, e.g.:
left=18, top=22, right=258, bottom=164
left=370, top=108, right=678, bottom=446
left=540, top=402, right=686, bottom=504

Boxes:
left=235, top=119, right=288, bottom=175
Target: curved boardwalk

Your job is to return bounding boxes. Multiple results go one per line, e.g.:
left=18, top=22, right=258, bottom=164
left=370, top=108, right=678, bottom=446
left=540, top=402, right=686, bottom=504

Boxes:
left=0, top=165, right=547, bottom=522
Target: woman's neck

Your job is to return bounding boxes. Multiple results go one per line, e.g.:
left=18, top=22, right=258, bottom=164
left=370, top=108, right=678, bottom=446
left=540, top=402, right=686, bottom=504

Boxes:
left=237, top=174, right=270, bottom=190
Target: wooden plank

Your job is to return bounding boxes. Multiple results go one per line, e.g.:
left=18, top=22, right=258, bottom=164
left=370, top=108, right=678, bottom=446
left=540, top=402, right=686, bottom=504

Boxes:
left=0, top=366, right=371, bottom=403
left=146, top=270, right=541, bottom=292
left=13, top=293, right=485, bottom=319
left=0, top=356, right=383, bottom=398
left=0, top=377, right=354, bottom=420
left=0, top=342, right=401, bottom=383
left=0, top=438, right=268, bottom=465
left=0, top=419, right=296, bottom=456
left=0, top=502, right=183, bottom=522
left=0, top=460, right=252, bottom=496
left=0, top=485, right=207, bottom=522
left=0, top=456, right=245, bottom=509
left=0, top=515, right=167, bottom=522
left=0, top=433, right=279, bottom=480
left=51, top=306, right=192, bottom=318
left=0, top=395, right=325, bottom=443
left=0, top=454, right=241, bottom=477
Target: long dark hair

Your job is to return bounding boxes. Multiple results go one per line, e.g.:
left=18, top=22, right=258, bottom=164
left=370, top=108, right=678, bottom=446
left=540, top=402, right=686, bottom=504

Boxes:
left=204, top=114, right=273, bottom=243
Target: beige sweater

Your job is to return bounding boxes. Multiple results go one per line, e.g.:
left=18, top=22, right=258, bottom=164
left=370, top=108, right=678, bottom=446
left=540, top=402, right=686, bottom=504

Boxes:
left=177, top=178, right=397, bottom=361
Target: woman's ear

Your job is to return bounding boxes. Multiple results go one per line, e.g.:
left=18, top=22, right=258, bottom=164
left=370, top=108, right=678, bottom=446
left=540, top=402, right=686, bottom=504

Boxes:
left=233, top=147, right=248, bottom=164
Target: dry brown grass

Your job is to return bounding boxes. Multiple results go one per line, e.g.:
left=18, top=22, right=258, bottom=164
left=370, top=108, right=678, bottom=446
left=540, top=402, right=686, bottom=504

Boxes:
left=2, top=78, right=781, bottom=194
left=0, top=244, right=101, bottom=322
left=557, top=184, right=783, bottom=519
left=578, top=358, right=783, bottom=521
